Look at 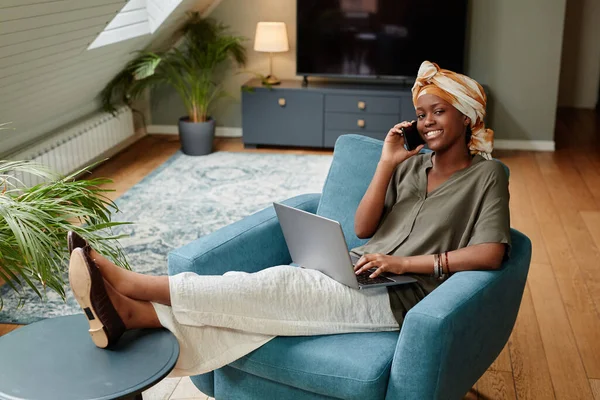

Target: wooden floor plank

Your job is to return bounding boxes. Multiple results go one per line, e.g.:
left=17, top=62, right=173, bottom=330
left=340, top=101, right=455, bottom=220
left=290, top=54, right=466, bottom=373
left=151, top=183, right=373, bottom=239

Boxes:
left=506, top=176, right=556, bottom=398
left=0, top=324, right=21, bottom=336
left=591, top=379, right=600, bottom=400
left=528, top=262, right=594, bottom=399
left=489, top=344, right=512, bottom=373
left=476, top=371, right=517, bottom=400
left=536, top=218, right=600, bottom=379
left=568, top=150, right=600, bottom=206
left=581, top=212, right=600, bottom=252
left=514, top=153, right=560, bottom=226
left=509, top=207, right=549, bottom=264
left=508, top=285, right=555, bottom=400
left=537, top=151, right=598, bottom=211
left=535, top=152, right=600, bottom=311
left=505, top=153, right=550, bottom=264
left=518, top=155, right=600, bottom=379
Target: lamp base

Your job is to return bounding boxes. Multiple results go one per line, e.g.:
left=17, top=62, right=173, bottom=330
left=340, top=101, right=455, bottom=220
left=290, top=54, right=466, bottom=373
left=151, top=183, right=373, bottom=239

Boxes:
left=262, top=75, right=281, bottom=85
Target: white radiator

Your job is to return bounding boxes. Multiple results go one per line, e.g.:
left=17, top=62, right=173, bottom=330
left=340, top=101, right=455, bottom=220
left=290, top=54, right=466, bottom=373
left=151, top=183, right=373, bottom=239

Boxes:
left=8, top=106, right=135, bottom=187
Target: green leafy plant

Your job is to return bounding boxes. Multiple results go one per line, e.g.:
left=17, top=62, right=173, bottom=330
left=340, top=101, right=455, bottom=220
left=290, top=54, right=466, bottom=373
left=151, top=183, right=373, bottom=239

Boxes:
left=0, top=156, right=131, bottom=308
left=101, top=12, right=247, bottom=123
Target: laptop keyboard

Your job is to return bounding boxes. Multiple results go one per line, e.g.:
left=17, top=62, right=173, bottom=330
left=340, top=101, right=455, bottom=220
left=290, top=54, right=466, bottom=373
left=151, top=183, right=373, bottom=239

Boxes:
left=356, top=270, right=395, bottom=285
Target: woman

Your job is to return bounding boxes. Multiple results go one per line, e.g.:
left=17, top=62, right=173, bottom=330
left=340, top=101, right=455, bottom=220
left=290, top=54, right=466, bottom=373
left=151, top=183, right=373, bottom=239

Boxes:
left=68, top=61, right=510, bottom=376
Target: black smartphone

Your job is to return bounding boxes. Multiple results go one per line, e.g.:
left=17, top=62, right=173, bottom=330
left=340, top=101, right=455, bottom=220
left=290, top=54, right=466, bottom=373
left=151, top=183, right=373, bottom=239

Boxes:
left=401, top=121, right=426, bottom=151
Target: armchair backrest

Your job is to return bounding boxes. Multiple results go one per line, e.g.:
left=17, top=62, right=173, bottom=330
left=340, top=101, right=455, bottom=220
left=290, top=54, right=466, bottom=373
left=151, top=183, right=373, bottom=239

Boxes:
left=316, top=134, right=508, bottom=250
left=316, top=135, right=383, bottom=250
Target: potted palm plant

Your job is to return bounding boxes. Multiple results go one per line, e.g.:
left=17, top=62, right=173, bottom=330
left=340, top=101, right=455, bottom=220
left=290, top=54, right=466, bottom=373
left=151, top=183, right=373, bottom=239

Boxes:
left=0, top=154, right=130, bottom=308
left=101, top=13, right=247, bottom=156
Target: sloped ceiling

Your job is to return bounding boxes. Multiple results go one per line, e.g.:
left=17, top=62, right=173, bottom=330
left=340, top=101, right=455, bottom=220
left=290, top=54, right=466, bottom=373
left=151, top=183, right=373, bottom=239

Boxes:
left=0, top=0, right=216, bottom=157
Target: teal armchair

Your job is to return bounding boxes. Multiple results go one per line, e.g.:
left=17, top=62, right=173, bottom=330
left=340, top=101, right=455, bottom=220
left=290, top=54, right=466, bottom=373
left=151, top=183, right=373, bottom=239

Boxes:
left=167, top=134, right=532, bottom=400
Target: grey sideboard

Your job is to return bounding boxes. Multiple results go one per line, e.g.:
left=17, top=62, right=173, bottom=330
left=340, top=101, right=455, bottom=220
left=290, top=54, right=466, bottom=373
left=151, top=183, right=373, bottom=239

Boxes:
left=241, top=79, right=415, bottom=149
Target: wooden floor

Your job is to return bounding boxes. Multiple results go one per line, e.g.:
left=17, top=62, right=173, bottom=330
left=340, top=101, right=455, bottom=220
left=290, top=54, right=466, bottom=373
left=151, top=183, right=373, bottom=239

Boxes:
left=2, top=108, right=600, bottom=399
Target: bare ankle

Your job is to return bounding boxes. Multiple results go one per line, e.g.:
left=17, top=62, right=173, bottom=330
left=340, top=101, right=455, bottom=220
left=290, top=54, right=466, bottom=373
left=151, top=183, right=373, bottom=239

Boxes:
left=90, top=250, right=133, bottom=296
left=103, top=280, right=133, bottom=330
left=105, top=280, right=161, bottom=329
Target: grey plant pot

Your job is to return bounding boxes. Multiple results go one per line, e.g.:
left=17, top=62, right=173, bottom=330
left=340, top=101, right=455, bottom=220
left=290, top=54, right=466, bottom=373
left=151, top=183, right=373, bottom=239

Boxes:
left=178, top=117, right=215, bottom=156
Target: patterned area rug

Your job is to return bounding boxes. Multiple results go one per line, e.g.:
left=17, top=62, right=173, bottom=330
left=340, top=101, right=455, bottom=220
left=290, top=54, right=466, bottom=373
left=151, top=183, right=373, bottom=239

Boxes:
left=0, top=151, right=333, bottom=324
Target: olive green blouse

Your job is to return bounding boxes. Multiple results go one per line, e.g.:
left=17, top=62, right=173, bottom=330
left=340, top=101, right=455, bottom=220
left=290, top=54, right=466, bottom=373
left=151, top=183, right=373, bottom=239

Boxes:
left=350, top=152, right=511, bottom=324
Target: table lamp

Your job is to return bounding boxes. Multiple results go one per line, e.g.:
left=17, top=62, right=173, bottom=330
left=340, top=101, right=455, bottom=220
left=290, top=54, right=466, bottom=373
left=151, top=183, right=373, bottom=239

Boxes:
left=254, top=22, right=289, bottom=85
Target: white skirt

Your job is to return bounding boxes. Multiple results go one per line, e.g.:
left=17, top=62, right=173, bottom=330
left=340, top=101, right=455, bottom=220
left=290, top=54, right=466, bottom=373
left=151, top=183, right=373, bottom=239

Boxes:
left=152, top=265, right=399, bottom=377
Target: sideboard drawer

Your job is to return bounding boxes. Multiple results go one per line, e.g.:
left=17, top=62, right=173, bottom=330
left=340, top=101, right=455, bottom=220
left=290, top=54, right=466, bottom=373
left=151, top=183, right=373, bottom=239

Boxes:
left=325, top=113, right=399, bottom=133
left=242, top=90, right=324, bottom=147
left=325, top=95, right=400, bottom=114
left=324, top=130, right=387, bottom=147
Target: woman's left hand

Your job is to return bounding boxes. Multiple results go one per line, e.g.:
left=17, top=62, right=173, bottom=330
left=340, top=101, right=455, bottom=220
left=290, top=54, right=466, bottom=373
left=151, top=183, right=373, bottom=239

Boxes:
left=353, top=253, right=407, bottom=278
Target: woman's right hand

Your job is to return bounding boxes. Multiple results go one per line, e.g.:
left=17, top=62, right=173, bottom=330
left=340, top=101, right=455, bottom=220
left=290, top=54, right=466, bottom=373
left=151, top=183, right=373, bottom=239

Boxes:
left=380, top=121, right=424, bottom=167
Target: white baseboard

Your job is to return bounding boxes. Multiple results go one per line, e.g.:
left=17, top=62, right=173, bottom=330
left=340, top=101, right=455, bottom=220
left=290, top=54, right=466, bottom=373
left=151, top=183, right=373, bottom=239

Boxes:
left=146, top=125, right=242, bottom=138
left=494, top=139, right=555, bottom=151
left=215, top=127, right=243, bottom=137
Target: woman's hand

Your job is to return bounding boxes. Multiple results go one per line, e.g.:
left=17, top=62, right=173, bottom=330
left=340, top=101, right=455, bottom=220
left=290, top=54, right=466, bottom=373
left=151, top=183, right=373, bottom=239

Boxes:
left=380, top=121, right=424, bottom=167
left=353, top=253, right=407, bottom=278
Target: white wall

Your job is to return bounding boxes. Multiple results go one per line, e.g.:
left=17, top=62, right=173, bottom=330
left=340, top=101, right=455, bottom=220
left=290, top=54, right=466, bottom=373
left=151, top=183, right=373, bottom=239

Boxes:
left=558, top=0, right=600, bottom=109
left=151, top=0, right=568, bottom=143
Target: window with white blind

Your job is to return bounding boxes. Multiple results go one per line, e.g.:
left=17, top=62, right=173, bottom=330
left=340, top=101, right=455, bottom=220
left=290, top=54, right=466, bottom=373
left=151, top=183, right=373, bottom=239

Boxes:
left=88, top=0, right=183, bottom=50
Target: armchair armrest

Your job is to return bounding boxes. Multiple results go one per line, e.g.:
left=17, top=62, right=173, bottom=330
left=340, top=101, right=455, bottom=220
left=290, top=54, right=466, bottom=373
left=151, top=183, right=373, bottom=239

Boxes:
left=167, top=193, right=321, bottom=276
left=386, top=229, right=532, bottom=400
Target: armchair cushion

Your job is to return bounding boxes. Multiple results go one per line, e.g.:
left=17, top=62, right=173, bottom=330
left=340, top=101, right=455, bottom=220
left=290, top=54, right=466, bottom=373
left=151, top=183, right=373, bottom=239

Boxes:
left=228, top=331, right=400, bottom=400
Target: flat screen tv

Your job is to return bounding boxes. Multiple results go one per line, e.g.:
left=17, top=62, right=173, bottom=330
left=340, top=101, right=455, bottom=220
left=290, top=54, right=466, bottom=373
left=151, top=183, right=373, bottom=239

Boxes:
left=297, top=0, right=469, bottom=80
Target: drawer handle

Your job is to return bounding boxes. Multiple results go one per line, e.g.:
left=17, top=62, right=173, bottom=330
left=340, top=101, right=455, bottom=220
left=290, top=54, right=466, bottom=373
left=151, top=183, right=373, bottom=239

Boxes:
left=357, top=119, right=365, bottom=128
left=358, top=101, right=366, bottom=110
left=278, top=98, right=286, bottom=107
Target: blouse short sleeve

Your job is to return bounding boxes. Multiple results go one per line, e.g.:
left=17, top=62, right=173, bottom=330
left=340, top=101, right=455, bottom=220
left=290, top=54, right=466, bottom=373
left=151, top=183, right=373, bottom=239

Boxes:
left=467, top=162, right=511, bottom=252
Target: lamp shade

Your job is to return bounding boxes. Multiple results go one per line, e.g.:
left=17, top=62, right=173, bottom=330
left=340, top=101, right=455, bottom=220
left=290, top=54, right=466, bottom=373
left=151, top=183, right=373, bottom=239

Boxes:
left=254, top=22, right=289, bottom=53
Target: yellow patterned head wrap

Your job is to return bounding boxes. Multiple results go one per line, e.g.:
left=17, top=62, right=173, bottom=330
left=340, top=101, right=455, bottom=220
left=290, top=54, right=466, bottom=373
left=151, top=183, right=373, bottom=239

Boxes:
left=411, top=61, right=494, bottom=159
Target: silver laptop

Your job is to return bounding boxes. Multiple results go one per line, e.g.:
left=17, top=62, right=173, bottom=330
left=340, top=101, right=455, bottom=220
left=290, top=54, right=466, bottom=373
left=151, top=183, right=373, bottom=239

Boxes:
left=273, top=202, right=417, bottom=290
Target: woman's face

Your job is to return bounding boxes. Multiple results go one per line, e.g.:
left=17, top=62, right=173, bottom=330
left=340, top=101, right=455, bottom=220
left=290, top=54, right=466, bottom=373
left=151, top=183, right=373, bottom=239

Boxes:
left=415, top=94, right=470, bottom=153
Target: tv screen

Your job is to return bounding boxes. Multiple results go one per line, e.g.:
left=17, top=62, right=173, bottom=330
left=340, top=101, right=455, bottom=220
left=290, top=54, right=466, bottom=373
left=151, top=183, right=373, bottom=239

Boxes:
left=297, top=0, right=469, bottom=79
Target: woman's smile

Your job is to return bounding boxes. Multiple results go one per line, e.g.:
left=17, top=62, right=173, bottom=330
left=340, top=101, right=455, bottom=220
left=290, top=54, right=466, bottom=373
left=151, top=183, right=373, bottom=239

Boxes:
left=424, top=129, right=443, bottom=140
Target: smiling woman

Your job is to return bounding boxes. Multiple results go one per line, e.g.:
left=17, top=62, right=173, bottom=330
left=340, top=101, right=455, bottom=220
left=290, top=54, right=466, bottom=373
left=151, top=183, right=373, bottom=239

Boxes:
left=352, top=60, right=509, bottom=323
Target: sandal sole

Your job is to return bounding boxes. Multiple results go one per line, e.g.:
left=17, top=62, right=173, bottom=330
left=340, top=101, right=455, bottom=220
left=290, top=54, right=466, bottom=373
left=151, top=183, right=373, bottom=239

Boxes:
left=69, top=248, right=109, bottom=348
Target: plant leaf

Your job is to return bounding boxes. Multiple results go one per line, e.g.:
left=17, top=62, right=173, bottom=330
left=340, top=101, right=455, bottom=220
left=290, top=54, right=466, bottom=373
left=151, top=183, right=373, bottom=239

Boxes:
left=133, top=53, right=163, bottom=80
left=0, top=159, right=132, bottom=305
